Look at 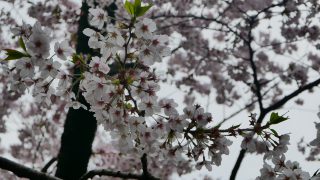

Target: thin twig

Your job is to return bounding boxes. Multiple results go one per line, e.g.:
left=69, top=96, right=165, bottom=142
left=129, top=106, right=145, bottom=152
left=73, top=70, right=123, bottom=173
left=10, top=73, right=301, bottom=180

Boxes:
left=41, top=157, right=58, bottom=173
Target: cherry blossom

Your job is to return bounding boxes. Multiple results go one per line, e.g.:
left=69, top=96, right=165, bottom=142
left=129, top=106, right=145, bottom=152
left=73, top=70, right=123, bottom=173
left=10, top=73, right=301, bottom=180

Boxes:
left=89, top=8, right=108, bottom=29
left=54, top=40, right=73, bottom=60
left=159, top=98, right=178, bottom=116
left=40, top=58, right=61, bottom=78
left=134, top=18, right=156, bottom=39
left=15, top=58, right=35, bottom=78
left=83, top=28, right=103, bottom=49
left=106, top=26, right=125, bottom=47
left=26, top=22, right=50, bottom=58
left=89, top=56, right=110, bottom=74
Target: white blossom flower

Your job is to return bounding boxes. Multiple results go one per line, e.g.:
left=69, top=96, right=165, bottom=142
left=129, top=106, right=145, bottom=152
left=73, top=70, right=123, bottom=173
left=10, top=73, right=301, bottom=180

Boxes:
left=292, top=169, right=310, bottom=180
left=15, top=58, right=35, bottom=78
left=33, top=80, right=55, bottom=105
left=195, top=160, right=212, bottom=171
left=139, top=45, right=161, bottom=65
left=159, top=98, right=178, bottom=116
left=183, top=106, right=197, bottom=119
left=11, top=23, right=32, bottom=37
left=129, top=116, right=145, bottom=132
left=258, top=163, right=276, bottom=180
left=193, top=107, right=212, bottom=127
left=100, top=41, right=121, bottom=58
left=277, top=168, right=310, bottom=180
left=57, top=71, right=70, bottom=91
left=210, top=136, right=233, bottom=155
left=89, top=56, right=110, bottom=74
left=26, top=22, right=50, bottom=58
left=109, top=107, right=124, bottom=123
left=151, top=35, right=169, bottom=47
left=54, top=40, right=73, bottom=60
left=85, top=75, right=110, bottom=101
left=241, top=133, right=256, bottom=152
left=40, top=58, right=61, bottom=78
left=132, top=81, right=159, bottom=101
left=167, top=114, right=188, bottom=132
left=107, top=26, right=125, bottom=47
left=272, top=155, right=286, bottom=171
left=83, top=28, right=103, bottom=48
left=89, top=8, right=108, bottom=29
left=135, top=18, right=156, bottom=39
left=140, top=128, right=157, bottom=144
left=274, top=134, right=290, bottom=155
left=138, top=98, right=160, bottom=116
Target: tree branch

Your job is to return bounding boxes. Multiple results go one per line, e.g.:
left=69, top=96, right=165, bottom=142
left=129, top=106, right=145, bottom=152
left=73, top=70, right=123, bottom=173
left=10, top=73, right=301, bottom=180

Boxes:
left=80, top=169, right=141, bottom=180
left=247, top=18, right=264, bottom=113
left=139, top=154, right=159, bottom=180
left=140, top=153, right=149, bottom=179
left=263, top=77, right=320, bottom=119
left=0, top=156, right=61, bottom=180
left=230, top=78, right=320, bottom=179
left=41, top=157, right=57, bottom=173
left=230, top=21, right=265, bottom=180
left=229, top=149, right=246, bottom=180
left=80, top=154, right=160, bottom=180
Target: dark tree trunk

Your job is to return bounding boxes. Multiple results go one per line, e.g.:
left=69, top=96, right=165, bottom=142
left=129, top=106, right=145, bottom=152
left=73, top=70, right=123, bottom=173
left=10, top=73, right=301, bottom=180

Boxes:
left=55, top=1, right=117, bottom=179
left=55, top=2, right=96, bottom=179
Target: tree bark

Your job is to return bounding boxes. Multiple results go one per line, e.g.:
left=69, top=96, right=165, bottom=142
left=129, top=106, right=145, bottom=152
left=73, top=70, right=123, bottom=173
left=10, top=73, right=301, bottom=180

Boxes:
left=55, top=1, right=117, bottom=179
left=55, top=2, right=96, bottom=179
left=0, top=156, right=61, bottom=180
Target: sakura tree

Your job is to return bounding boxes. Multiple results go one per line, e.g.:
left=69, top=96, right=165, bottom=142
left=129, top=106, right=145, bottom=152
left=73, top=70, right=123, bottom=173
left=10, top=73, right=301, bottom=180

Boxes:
left=0, top=0, right=319, bottom=180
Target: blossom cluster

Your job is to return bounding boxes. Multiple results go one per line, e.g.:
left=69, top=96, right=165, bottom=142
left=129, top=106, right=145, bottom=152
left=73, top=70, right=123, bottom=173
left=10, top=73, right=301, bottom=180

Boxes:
left=0, top=4, right=231, bottom=174
left=255, top=110, right=320, bottom=180
left=256, top=156, right=311, bottom=180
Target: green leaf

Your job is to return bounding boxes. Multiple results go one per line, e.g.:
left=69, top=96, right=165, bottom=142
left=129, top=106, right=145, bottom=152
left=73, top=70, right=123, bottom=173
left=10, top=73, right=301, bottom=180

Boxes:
left=3, top=49, right=29, bottom=61
left=124, top=0, right=152, bottom=18
left=133, top=0, right=141, bottom=8
left=126, top=76, right=134, bottom=85
left=269, top=112, right=289, bottom=125
left=136, top=4, right=152, bottom=17
left=72, top=53, right=80, bottom=63
left=112, top=79, right=120, bottom=85
left=124, top=103, right=133, bottom=110
left=124, top=1, right=135, bottom=16
left=231, top=124, right=241, bottom=129
left=18, top=37, right=27, bottom=52
left=270, top=128, right=279, bottom=137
